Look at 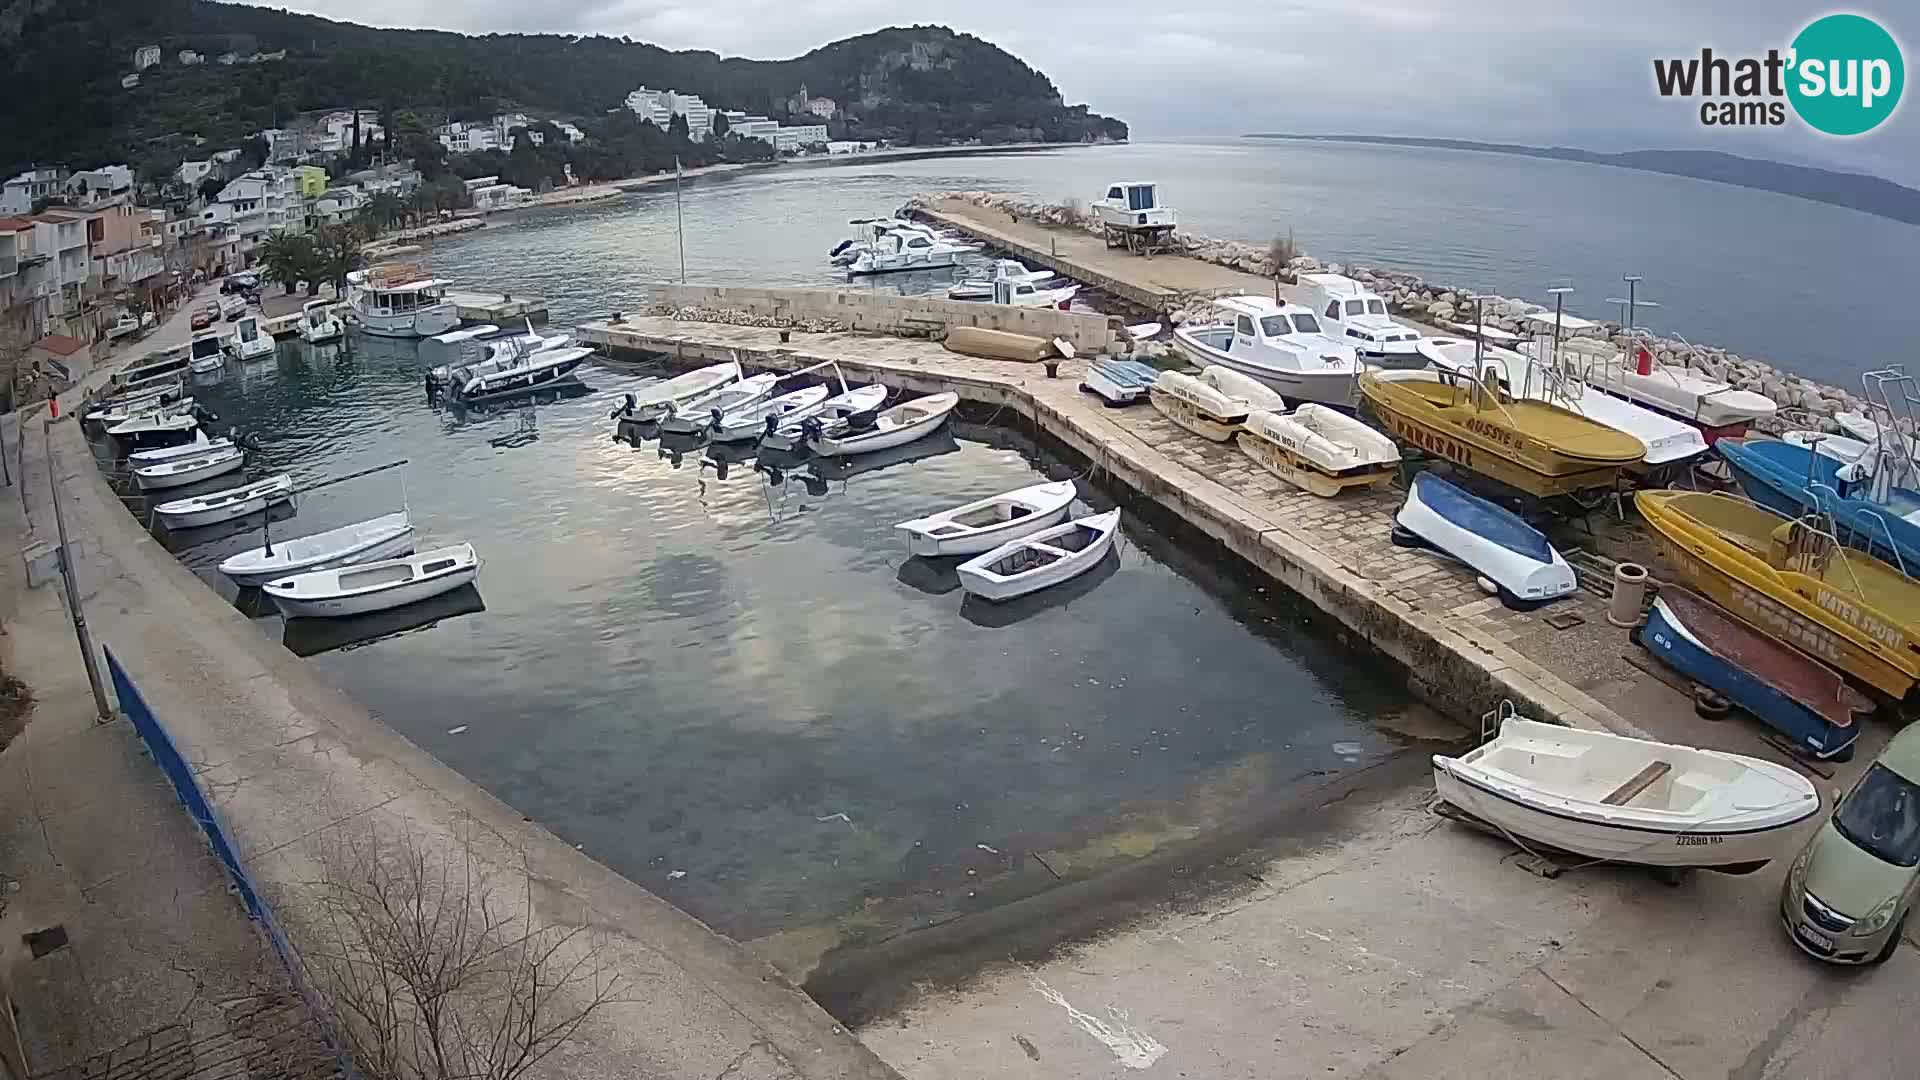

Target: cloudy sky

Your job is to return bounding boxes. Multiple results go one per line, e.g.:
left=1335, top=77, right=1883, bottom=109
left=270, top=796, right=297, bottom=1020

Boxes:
left=239, top=1, right=1917, bottom=181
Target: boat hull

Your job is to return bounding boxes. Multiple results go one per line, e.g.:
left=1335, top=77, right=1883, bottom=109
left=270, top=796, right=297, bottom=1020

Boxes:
left=1172, top=329, right=1359, bottom=409
left=1236, top=430, right=1392, bottom=497
left=133, top=451, right=244, bottom=490
left=896, top=481, right=1079, bottom=556
left=154, top=485, right=293, bottom=530
left=1641, top=596, right=1859, bottom=760
left=1081, top=359, right=1159, bottom=405
left=957, top=511, right=1121, bottom=601
left=808, top=395, right=957, bottom=457
left=1395, top=472, right=1576, bottom=605
left=271, top=563, right=478, bottom=618
left=220, top=521, right=416, bottom=586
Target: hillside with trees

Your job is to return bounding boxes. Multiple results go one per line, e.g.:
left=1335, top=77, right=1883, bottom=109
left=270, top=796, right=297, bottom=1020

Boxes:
left=0, top=1, right=1127, bottom=183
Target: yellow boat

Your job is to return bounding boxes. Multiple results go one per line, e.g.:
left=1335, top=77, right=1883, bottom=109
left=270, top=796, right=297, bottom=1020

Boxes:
left=1359, top=368, right=1643, bottom=497
left=1636, top=490, right=1920, bottom=700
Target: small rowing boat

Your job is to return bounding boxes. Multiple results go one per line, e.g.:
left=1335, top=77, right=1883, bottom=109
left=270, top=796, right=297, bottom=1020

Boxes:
left=760, top=385, right=887, bottom=452
left=131, top=445, right=245, bottom=491
left=264, top=543, right=479, bottom=619
left=611, top=361, right=741, bottom=423
left=804, top=392, right=958, bottom=457
left=895, top=480, right=1079, bottom=556
left=152, top=474, right=293, bottom=530
left=219, top=511, right=416, bottom=586
left=957, top=509, right=1122, bottom=601
left=710, top=385, right=829, bottom=442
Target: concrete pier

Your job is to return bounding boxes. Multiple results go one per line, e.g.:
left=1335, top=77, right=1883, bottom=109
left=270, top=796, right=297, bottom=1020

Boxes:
left=446, top=289, right=549, bottom=326
left=580, top=316, right=1646, bottom=740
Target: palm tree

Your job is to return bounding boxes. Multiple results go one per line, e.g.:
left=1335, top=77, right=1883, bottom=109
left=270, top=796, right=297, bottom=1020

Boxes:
left=359, top=191, right=406, bottom=236
left=259, top=232, right=314, bottom=294
left=308, top=224, right=365, bottom=297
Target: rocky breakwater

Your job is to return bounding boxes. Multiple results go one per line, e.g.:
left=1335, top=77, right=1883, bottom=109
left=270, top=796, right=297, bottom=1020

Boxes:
left=916, top=191, right=1868, bottom=435
left=624, top=304, right=852, bottom=334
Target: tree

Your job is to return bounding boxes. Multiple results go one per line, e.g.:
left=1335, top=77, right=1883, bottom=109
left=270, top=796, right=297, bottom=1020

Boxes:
left=360, top=191, right=406, bottom=235
left=260, top=233, right=316, bottom=293
left=241, top=134, right=271, bottom=169
left=308, top=224, right=364, bottom=295
left=198, top=176, right=227, bottom=203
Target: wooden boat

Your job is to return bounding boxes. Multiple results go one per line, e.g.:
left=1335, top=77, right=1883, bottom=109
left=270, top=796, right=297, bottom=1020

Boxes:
left=895, top=480, right=1079, bottom=556
left=1635, top=489, right=1920, bottom=699
left=1150, top=370, right=1248, bottom=442
left=944, top=326, right=1051, bottom=363
left=264, top=543, right=479, bottom=619
left=218, top=511, right=416, bottom=586
left=611, top=361, right=741, bottom=423
left=128, top=433, right=232, bottom=464
left=132, top=445, right=245, bottom=491
left=760, top=385, right=887, bottom=452
left=1639, top=587, right=1867, bottom=760
left=957, top=510, right=1122, bottom=601
left=658, top=373, right=779, bottom=434
left=804, top=392, right=958, bottom=457
left=1433, top=715, right=1820, bottom=873
left=153, top=474, right=294, bottom=530
left=1082, top=359, right=1160, bottom=405
left=1393, top=471, right=1577, bottom=607
left=1359, top=368, right=1643, bottom=498
left=1238, top=405, right=1399, bottom=496
left=710, top=385, right=829, bottom=442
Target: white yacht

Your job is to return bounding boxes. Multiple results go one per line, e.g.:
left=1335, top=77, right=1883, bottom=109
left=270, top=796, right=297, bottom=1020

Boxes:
left=1171, top=296, right=1362, bottom=408
left=844, top=224, right=975, bottom=276
left=345, top=267, right=459, bottom=338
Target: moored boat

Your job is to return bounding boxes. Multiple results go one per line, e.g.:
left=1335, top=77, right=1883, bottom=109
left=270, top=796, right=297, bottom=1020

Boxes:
left=710, top=385, right=829, bottom=442
left=1360, top=368, right=1643, bottom=498
left=297, top=299, right=345, bottom=344
left=152, top=474, right=294, bottom=530
left=895, top=480, right=1079, bottom=557
left=957, top=509, right=1122, bottom=601
left=803, top=392, right=959, bottom=457
left=1393, top=470, right=1577, bottom=606
left=1433, top=715, right=1820, bottom=873
left=1639, top=588, right=1867, bottom=761
left=1238, top=405, right=1400, bottom=497
left=445, top=344, right=594, bottom=403
left=131, top=445, right=245, bottom=491
left=1149, top=370, right=1249, bottom=442
left=759, top=384, right=887, bottom=451
left=610, top=361, right=741, bottom=423
left=128, top=432, right=231, bottom=464
left=346, top=266, right=459, bottom=338
left=219, top=511, right=416, bottom=586
left=1634, top=489, right=1920, bottom=699
left=264, top=543, right=480, bottom=619
left=232, top=314, right=275, bottom=361
left=657, top=373, right=779, bottom=435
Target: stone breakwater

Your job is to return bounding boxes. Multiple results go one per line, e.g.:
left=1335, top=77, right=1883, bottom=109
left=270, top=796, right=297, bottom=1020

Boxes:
left=917, top=191, right=1875, bottom=436
left=625, top=304, right=853, bottom=334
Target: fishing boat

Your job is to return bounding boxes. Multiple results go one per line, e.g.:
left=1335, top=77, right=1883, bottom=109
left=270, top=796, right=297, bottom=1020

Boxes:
left=298, top=299, right=345, bottom=344
left=1432, top=714, right=1820, bottom=873
left=657, top=373, right=779, bottom=435
left=1171, top=296, right=1362, bottom=408
left=232, top=315, right=275, bottom=362
left=1586, top=342, right=1778, bottom=441
left=710, top=385, right=829, bottom=442
left=219, top=511, right=416, bottom=586
left=1393, top=471, right=1577, bottom=606
left=187, top=329, right=226, bottom=373
left=131, top=444, right=245, bottom=491
left=345, top=266, right=459, bottom=338
left=264, top=543, right=480, bottom=619
left=1359, top=368, right=1644, bottom=498
left=1716, top=437, right=1920, bottom=572
left=803, top=392, right=959, bottom=457
left=152, top=474, right=294, bottom=530
left=128, top=432, right=231, bottom=464
left=1639, top=588, right=1867, bottom=761
left=1291, top=273, right=1427, bottom=367
left=1240, top=405, right=1400, bottom=497
left=1634, top=489, right=1920, bottom=699
left=760, top=384, right=887, bottom=451
left=610, top=361, right=741, bottom=423
left=957, top=510, right=1122, bottom=601
left=1150, top=370, right=1250, bottom=442
left=895, top=480, right=1080, bottom=556
left=1081, top=358, right=1160, bottom=406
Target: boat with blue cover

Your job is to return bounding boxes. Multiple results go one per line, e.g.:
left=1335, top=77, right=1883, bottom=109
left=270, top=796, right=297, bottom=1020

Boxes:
left=1081, top=358, right=1160, bottom=405
left=1392, top=470, right=1576, bottom=608
left=1716, top=437, right=1920, bottom=573
left=1639, top=587, right=1867, bottom=761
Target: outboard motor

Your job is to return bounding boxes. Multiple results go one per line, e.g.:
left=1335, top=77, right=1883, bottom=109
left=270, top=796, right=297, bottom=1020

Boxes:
left=762, top=413, right=781, bottom=439
left=799, top=417, right=825, bottom=444
left=708, top=407, right=725, bottom=433
left=829, top=239, right=854, bottom=257
left=843, top=407, right=880, bottom=433
left=610, top=392, right=636, bottom=420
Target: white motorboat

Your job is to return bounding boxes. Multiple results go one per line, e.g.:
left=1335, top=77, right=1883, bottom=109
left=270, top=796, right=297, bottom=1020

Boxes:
left=844, top=224, right=975, bottom=276
left=298, top=300, right=345, bottom=344
left=657, top=373, right=780, bottom=435
left=219, top=294, right=247, bottom=321
left=947, top=259, right=1059, bottom=299
left=1393, top=471, right=1576, bottom=607
left=88, top=394, right=192, bottom=427
left=188, top=329, right=227, bottom=373
left=219, top=511, right=416, bottom=586
left=1238, top=405, right=1400, bottom=497
left=1292, top=273, right=1426, bottom=366
left=129, top=432, right=232, bottom=464
left=611, top=361, right=742, bottom=423
left=709, top=385, right=830, bottom=442
left=430, top=323, right=500, bottom=346
left=107, top=409, right=199, bottom=441
left=760, top=384, right=888, bottom=451
left=426, top=326, right=575, bottom=388
left=1149, top=370, right=1250, bottom=442
left=345, top=266, right=459, bottom=338
left=444, top=343, right=594, bottom=403
left=132, top=445, right=245, bottom=491
left=1432, top=714, right=1821, bottom=873
left=896, top=480, right=1080, bottom=557
left=957, top=509, right=1122, bottom=601
left=804, top=392, right=959, bottom=457
left=1199, top=365, right=1291, bottom=413
left=232, top=315, right=276, bottom=362
left=1171, top=296, right=1362, bottom=408
left=1586, top=342, right=1778, bottom=436
left=152, top=473, right=293, bottom=530
left=264, top=543, right=479, bottom=619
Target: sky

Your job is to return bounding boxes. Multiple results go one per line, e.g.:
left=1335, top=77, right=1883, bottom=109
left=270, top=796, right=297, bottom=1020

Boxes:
left=236, top=1, right=1919, bottom=183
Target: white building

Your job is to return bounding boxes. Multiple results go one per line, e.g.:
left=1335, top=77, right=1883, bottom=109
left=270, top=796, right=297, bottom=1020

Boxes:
left=120, top=73, right=140, bottom=89
left=717, top=112, right=780, bottom=144
left=308, top=110, right=386, bottom=156
left=827, top=141, right=876, bottom=155
left=0, top=168, right=69, bottom=215
left=311, top=188, right=366, bottom=226
left=216, top=52, right=238, bottom=65
left=133, top=45, right=161, bottom=70
left=555, top=121, right=587, bottom=144
left=773, top=125, right=829, bottom=154
left=176, top=160, right=217, bottom=189
left=437, top=122, right=500, bottom=154
left=625, top=86, right=714, bottom=140
left=469, top=183, right=531, bottom=212
left=64, top=166, right=134, bottom=207
left=203, top=168, right=303, bottom=258
left=178, top=50, right=203, bottom=65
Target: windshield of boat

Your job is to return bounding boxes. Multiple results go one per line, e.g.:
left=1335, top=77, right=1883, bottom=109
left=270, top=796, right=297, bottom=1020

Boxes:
left=190, top=336, right=222, bottom=359
left=1367, top=299, right=1387, bottom=315
left=1291, top=313, right=1323, bottom=334
left=1834, top=763, right=1920, bottom=867
left=1259, top=315, right=1292, bottom=337
left=1345, top=300, right=1364, bottom=316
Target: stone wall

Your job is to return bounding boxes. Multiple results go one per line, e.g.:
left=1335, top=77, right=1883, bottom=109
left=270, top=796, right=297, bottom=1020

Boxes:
left=625, top=282, right=1123, bottom=353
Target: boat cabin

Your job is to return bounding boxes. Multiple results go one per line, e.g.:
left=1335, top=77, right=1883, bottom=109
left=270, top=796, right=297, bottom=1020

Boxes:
left=1093, top=182, right=1176, bottom=229
left=358, top=278, right=449, bottom=316
left=188, top=330, right=225, bottom=364
left=302, top=299, right=335, bottom=326
left=1213, top=296, right=1358, bottom=367
left=990, top=278, right=1072, bottom=309
left=1293, top=273, right=1421, bottom=358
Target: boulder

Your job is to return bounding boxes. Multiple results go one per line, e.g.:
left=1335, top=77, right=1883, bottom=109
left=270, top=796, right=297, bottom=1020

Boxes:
left=1427, top=301, right=1456, bottom=321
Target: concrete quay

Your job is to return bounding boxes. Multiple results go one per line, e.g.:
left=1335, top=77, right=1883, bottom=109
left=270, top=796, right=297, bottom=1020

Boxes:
left=446, top=288, right=549, bottom=326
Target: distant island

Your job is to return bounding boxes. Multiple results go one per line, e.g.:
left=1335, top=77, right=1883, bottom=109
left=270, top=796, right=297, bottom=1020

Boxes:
left=1243, top=134, right=1920, bottom=227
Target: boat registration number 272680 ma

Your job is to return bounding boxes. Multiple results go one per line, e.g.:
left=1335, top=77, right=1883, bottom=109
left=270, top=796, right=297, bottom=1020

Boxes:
left=1676, top=834, right=1725, bottom=846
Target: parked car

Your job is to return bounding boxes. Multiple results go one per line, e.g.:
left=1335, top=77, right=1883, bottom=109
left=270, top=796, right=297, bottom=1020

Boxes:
left=190, top=304, right=217, bottom=330
left=221, top=272, right=260, bottom=295
left=1782, top=724, right=1920, bottom=964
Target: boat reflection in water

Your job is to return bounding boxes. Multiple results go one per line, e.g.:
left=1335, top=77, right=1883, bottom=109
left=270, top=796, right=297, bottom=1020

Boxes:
left=281, top=583, right=487, bottom=657
left=895, top=555, right=964, bottom=596
left=806, top=427, right=960, bottom=484
left=441, top=380, right=592, bottom=431
left=959, top=546, right=1120, bottom=628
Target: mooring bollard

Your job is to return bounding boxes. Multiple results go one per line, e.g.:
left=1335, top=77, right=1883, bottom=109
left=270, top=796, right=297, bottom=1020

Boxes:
left=1043, top=359, right=1060, bottom=379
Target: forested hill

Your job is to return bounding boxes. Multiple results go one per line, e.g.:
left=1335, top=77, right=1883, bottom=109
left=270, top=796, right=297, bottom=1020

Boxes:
left=0, top=0, right=1127, bottom=179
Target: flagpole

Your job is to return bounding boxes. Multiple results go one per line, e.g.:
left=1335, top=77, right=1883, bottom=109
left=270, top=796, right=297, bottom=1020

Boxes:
left=674, top=156, right=686, bottom=283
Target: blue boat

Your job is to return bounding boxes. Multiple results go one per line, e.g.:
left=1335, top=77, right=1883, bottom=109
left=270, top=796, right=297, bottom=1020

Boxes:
left=1716, top=437, right=1920, bottom=573
left=1391, top=471, right=1576, bottom=609
left=1640, top=588, right=1866, bottom=761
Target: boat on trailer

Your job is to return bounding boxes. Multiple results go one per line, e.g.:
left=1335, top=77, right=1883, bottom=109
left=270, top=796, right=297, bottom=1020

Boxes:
left=957, top=510, right=1122, bottom=601
left=1393, top=470, right=1577, bottom=608
left=895, top=480, right=1079, bottom=557
left=1239, top=404, right=1400, bottom=496
left=219, top=511, right=417, bottom=586
left=264, top=543, right=480, bottom=619
left=1433, top=713, right=1821, bottom=874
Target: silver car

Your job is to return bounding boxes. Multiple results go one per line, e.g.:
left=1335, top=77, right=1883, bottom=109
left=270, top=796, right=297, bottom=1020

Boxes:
left=1780, top=725, right=1920, bottom=965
